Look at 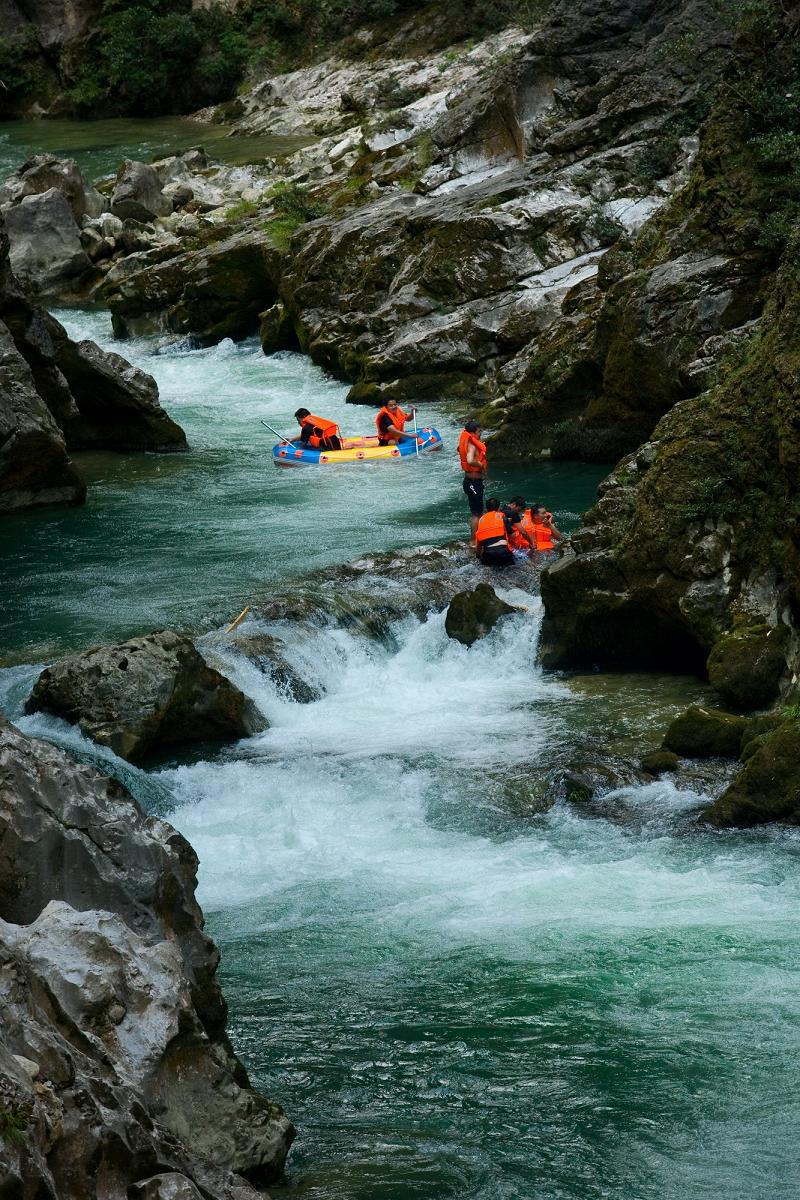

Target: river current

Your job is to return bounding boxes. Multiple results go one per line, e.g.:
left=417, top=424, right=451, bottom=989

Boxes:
left=2, top=200, right=800, bottom=1196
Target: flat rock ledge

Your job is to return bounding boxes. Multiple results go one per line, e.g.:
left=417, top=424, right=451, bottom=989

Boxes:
left=26, top=630, right=266, bottom=763
left=0, top=715, right=294, bottom=1197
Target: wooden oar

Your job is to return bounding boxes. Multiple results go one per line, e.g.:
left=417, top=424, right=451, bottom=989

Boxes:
left=225, top=606, right=250, bottom=633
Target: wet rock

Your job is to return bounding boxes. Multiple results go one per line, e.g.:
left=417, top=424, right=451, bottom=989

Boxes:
left=0, top=219, right=185, bottom=510
left=702, top=719, right=800, bottom=827
left=105, top=228, right=282, bottom=343
left=3, top=188, right=92, bottom=295
left=445, top=582, right=515, bottom=646
left=54, top=336, right=186, bottom=451
left=130, top=1175, right=204, bottom=1200
left=230, top=633, right=321, bottom=703
left=0, top=153, right=105, bottom=222
left=739, top=712, right=785, bottom=762
left=640, top=749, right=680, bottom=775
left=111, top=160, right=172, bottom=223
left=259, top=301, right=298, bottom=353
left=0, top=319, right=85, bottom=512
left=0, top=717, right=294, bottom=1193
left=706, top=623, right=790, bottom=711
left=662, top=705, right=747, bottom=759
left=25, top=630, right=266, bottom=763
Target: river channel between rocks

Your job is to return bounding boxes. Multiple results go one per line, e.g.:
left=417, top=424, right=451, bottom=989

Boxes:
left=3, top=314, right=800, bottom=1199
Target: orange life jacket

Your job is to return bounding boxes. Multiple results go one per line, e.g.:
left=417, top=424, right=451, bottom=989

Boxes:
left=375, top=405, right=408, bottom=437
left=475, top=510, right=509, bottom=547
left=301, top=413, right=339, bottom=448
left=520, top=509, right=535, bottom=538
left=509, top=523, right=529, bottom=550
left=532, top=520, right=555, bottom=551
left=458, top=430, right=487, bottom=474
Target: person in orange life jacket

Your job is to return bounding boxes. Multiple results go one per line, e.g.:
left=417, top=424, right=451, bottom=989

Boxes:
left=475, top=497, right=515, bottom=568
left=503, top=495, right=536, bottom=557
left=375, top=398, right=417, bottom=445
left=458, top=420, right=488, bottom=544
left=528, top=504, right=563, bottom=552
left=294, top=408, right=342, bottom=451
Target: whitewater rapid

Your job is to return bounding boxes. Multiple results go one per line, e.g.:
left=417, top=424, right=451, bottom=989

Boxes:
left=3, top=311, right=799, bottom=1200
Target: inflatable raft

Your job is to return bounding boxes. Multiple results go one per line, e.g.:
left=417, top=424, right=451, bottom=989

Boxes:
left=272, top=427, right=444, bottom=466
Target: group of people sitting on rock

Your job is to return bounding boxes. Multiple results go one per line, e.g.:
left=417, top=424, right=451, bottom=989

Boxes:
left=475, top=496, right=562, bottom=567
left=458, top=420, right=562, bottom=567
left=294, top=399, right=417, bottom=450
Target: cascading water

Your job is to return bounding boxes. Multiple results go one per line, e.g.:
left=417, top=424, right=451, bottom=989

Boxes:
left=3, top=310, right=799, bottom=1200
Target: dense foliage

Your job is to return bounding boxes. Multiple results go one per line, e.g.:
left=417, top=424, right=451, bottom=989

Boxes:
left=1, top=0, right=551, bottom=118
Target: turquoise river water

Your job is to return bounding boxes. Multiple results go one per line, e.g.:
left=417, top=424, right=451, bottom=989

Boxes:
left=1, top=182, right=799, bottom=1198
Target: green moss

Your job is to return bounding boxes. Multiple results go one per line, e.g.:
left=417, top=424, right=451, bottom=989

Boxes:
left=0, top=1102, right=30, bottom=1147
left=225, top=197, right=259, bottom=222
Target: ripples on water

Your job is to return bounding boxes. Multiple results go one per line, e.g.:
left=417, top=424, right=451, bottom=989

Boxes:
left=2, top=309, right=799, bottom=1199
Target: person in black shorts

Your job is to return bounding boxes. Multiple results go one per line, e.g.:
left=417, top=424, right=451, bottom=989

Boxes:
left=458, top=420, right=487, bottom=544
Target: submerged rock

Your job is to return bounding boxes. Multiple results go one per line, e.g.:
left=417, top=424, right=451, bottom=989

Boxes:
left=640, top=749, right=680, bottom=776
left=230, top=632, right=321, bottom=703
left=0, top=716, right=294, bottom=1194
left=26, top=630, right=266, bottom=763
left=662, top=705, right=747, bottom=759
left=445, top=583, right=515, bottom=646
left=702, top=719, right=800, bottom=827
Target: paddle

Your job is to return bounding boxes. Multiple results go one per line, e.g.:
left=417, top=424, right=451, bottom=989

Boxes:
left=225, top=606, right=250, bottom=633
left=412, top=407, right=419, bottom=457
left=260, top=418, right=294, bottom=444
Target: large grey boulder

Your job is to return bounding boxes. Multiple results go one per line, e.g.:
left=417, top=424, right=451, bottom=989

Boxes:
left=55, top=336, right=187, bottom=450
left=26, top=630, right=266, bottom=763
left=3, top=188, right=92, bottom=294
left=0, top=219, right=186, bottom=511
left=111, top=160, right=172, bottom=223
left=0, top=716, right=294, bottom=1194
left=0, top=319, right=85, bottom=511
left=0, top=153, right=106, bottom=221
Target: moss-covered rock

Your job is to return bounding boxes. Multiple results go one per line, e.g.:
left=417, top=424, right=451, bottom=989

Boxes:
left=706, top=623, right=790, bottom=711
left=662, top=705, right=747, bottom=758
left=444, top=583, right=515, bottom=647
left=640, top=749, right=680, bottom=775
left=702, top=719, right=800, bottom=826
left=259, top=301, right=298, bottom=354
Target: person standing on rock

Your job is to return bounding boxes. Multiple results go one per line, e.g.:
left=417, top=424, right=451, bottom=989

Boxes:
left=458, top=420, right=487, bottom=544
left=375, top=398, right=417, bottom=444
left=294, top=408, right=342, bottom=451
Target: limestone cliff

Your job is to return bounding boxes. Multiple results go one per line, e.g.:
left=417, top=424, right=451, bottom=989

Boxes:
left=538, top=3, right=800, bottom=711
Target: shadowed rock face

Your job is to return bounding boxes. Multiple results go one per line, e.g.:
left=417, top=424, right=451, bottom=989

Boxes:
left=538, top=228, right=800, bottom=691
left=25, top=630, right=267, bottom=763
left=0, top=715, right=294, bottom=1197
left=0, top=219, right=186, bottom=512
